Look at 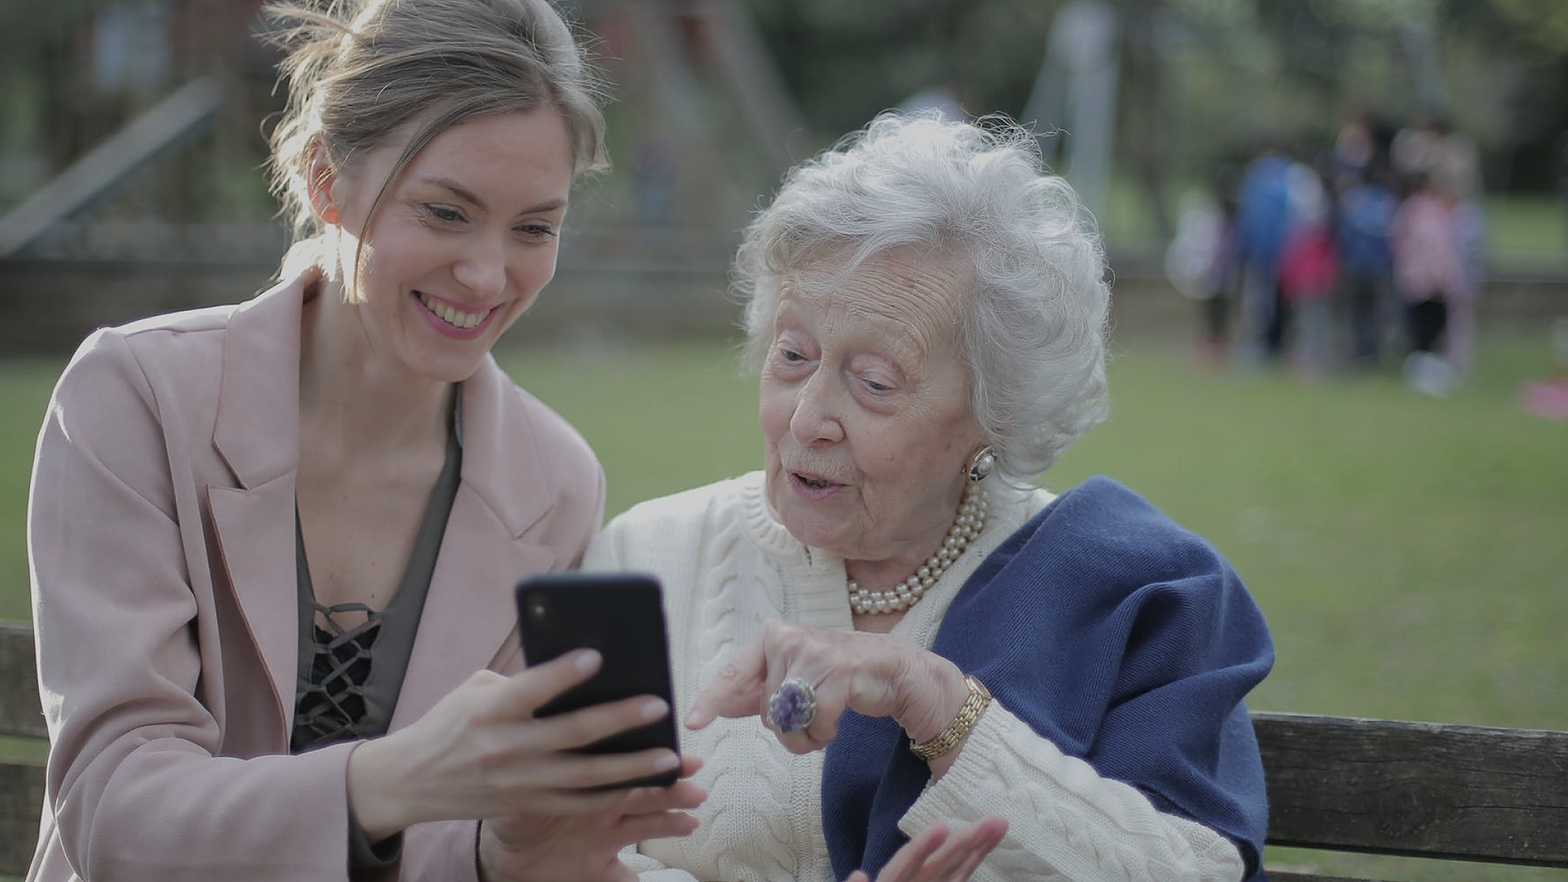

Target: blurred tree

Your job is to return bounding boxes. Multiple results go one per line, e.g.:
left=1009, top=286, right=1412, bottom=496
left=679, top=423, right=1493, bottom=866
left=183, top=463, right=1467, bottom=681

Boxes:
left=0, top=0, right=106, bottom=152
left=741, top=0, right=1567, bottom=196
left=0, top=0, right=280, bottom=231
left=740, top=0, right=1051, bottom=143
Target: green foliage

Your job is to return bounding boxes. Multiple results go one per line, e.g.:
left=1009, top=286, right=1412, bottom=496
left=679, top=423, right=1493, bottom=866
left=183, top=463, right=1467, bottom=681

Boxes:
left=740, top=0, right=1568, bottom=193
left=0, top=0, right=102, bottom=65
left=739, top=0, right=1052, bottom=139
left=1485, top=0, right=1568, bottom=53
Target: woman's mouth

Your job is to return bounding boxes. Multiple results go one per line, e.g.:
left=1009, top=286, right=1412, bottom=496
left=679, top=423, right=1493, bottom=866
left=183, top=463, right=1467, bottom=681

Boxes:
left=790, top=472, right=844, bottom=500
left=418, top=291, right=496, bottom=330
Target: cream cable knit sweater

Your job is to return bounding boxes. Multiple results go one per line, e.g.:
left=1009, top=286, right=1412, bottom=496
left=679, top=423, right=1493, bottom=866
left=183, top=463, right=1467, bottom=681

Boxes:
left=583, top=472, right=1245, bottom=882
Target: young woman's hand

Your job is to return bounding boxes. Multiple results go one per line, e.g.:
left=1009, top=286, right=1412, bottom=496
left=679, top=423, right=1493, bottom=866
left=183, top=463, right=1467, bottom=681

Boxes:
left=846, top=816, right=1009, bottom=882
left=348, top=648, right=687, bottom=840
left=478, top=755, right=706, bottom=882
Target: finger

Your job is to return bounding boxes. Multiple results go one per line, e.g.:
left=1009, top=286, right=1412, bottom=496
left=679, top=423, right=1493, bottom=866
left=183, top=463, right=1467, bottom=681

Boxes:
left=531, top=745, right=685, bottom=796
left=522, top=691, right=674, bottom=755
left=621, top=774, right=707, bottom=811
left=917, top=816, right=1008, bottom=882
left=610, top=806, right=702, bottom=844
left=952, top=816, right=1008, bottom=868
left=677, top=753, right=704, bottom=778
left=874, top=821, right=949, bottom=881
left=771, top=676, right=845, bottom=753
left=686, top=637, right=770, bottom=729
left=618, top=779, right=707, bottom=818
left=773, top=721, right=834, bottom=755
left=490, top=648, right=604, bottom=721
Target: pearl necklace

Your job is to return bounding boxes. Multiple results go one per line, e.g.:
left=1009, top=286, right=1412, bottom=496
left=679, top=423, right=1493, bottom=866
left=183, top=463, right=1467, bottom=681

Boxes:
left=847, top=482, right=988, bottom=615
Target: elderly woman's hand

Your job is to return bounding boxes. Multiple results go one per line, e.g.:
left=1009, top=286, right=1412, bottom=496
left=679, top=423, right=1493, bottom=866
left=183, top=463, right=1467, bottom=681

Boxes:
left=685, top=620, right=973, bottom=763
left=845, top=815, right=1009, bottom=882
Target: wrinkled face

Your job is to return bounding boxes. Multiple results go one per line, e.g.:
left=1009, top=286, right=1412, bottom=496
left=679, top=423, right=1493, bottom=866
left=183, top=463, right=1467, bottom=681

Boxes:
left=759, top=247, right=984, bottom=565
left=319, top=108, right=574, bottom=383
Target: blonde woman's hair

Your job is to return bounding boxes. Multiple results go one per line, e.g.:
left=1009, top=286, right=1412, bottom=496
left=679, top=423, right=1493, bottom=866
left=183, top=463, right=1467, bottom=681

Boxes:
left=262, top=0, right=608, bottom=274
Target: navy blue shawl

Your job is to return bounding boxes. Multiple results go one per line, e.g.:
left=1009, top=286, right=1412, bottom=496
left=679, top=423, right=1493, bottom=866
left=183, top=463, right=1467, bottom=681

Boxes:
left=820, top=477, right=1273, bottom=880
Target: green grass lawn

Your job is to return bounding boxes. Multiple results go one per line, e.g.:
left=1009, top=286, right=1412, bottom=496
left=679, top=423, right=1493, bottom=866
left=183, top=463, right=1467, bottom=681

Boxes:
left=4, top=328, right=1566, bottom=727
left=496, top=329, right=1568, bottom=731
left=1483, top=194, right=1568, bottom=272
left=3, top=327, right=1566, bottom=879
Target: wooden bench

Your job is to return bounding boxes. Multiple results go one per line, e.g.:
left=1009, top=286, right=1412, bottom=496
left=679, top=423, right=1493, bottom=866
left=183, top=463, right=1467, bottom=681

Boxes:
left=1, top=622, right=46, bottom=878
left=3, top=620, right=1567, bottom=880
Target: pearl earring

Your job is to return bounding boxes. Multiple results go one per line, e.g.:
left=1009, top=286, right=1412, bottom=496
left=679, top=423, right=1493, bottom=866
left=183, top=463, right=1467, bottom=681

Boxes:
left=965, top=446, right=996, bottom=483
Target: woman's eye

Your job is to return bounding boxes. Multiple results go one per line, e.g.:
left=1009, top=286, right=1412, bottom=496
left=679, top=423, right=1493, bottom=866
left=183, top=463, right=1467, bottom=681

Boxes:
left=424, top=204, right=464, bottom=224
left=517, top=222, right=558, bottom=239
left=863, top=378, right=892, bottom=393
left=781, top=349, right=806, bottom=362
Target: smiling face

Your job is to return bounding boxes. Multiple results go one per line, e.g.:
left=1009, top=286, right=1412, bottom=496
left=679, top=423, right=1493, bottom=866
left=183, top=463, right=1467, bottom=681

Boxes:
left=759, top=247, right=985, bottom=571
left=315, top=108, right=574, bottom=383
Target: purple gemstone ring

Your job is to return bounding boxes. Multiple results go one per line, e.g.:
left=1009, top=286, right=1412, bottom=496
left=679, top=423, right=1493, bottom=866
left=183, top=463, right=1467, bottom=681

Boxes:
left=765, top=677, right=818, bottom=734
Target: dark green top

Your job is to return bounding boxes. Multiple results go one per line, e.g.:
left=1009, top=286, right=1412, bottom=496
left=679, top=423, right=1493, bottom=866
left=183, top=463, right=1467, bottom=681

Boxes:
left=290, top=389, right=464, bottom=865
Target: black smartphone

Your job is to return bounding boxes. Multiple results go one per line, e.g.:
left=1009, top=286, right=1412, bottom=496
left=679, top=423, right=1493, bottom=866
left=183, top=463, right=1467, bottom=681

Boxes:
left=514, top=571, right=680, bottom=788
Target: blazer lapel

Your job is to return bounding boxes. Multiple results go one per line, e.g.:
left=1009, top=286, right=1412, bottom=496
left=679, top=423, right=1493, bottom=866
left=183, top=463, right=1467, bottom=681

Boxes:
left=208, top=477, right=299, bottom=724
left=208, top=277, right=308, bottom=725
left=391, top=357, right=567, bottom=728
left=390, top=489, right=556, bottom=728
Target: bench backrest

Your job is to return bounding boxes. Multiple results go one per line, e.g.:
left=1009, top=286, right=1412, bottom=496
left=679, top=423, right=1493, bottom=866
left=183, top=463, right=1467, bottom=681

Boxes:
left=2, top=621, right=46, bottom=877
left=1255, top=710, right=1568, bottom=881
left=3, top=623, right=1568, bottom=880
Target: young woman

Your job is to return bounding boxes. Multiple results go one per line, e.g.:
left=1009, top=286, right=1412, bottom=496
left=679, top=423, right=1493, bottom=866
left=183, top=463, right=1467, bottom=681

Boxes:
left=25, top=2, right=701, bottom=880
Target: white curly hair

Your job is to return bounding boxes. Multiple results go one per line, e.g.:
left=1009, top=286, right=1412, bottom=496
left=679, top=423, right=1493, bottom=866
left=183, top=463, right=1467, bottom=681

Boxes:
left=734, top=111, right=1112, bottom=483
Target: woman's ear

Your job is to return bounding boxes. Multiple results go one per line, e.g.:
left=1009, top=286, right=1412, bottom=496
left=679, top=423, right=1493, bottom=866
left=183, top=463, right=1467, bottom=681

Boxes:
left=305, top=140, right=343, bottom=226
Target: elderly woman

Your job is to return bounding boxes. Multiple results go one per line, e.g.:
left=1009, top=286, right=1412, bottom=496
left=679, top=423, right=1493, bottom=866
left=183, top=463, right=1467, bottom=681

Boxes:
left=584, top=112, right=1273, bottom=882
left=26, top=2, right=702, bottom=879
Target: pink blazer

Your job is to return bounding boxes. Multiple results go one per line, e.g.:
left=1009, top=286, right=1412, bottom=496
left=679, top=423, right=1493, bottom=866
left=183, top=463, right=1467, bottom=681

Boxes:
left=26, top=276, right=605, bottom=882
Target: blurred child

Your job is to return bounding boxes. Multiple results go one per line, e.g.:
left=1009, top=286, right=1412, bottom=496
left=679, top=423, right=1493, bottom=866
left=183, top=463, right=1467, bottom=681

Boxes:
left=1334, top=170, right=1398, bottom=369
left=1278, top=162, right=1337, bottom=377
left=1391, top=171, right=1470, bottom=396
left=1165, top=186, right=1238, bottom=367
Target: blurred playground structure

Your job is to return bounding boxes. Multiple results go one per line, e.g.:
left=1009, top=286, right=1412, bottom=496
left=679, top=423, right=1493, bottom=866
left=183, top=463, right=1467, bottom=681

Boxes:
left=0, top=0, right=1564, bottom=354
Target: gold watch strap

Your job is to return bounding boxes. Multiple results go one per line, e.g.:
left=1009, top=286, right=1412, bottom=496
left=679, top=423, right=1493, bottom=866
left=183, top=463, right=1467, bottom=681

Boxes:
left=909, top=674, right=992, bottom=762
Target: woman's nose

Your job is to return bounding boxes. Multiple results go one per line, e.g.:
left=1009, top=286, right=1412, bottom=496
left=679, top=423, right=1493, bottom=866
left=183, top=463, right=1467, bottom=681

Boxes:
left=453, top=234, right=507, bottom=299
left=789, top=371, right=845, bottom=446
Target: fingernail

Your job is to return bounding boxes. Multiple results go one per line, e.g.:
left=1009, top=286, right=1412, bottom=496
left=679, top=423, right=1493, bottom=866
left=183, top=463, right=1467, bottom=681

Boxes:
left=684, top=710, right=703, bottom=727
left=575, top=649, right=601, bottom=672
left=641, top=697, right=669, bottom=720
left=654, top=751, right=680, bottom=771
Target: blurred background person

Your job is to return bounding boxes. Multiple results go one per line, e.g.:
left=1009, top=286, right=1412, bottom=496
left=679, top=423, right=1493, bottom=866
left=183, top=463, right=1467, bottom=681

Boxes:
left=1333, top=166, right=1399, bottom=371
left=1393, top=113, right=1486, bottom=379
left=1278, top=160, right=1338, bottom=377
left=1392, top=169, right=1470, bottom=396
left=1165, top=176, right=1240, bottom=369
left=1233, top=141, right=1295, bottom=367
